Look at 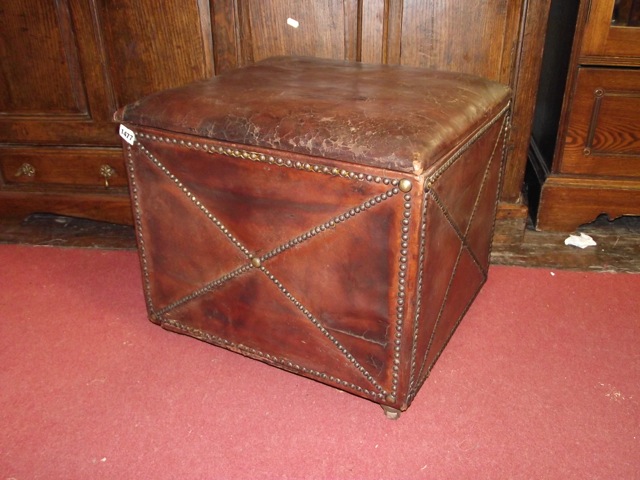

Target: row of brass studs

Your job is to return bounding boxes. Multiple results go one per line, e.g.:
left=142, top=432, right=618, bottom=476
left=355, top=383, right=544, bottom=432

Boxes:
left=386, top=190, right=413, bottom=403
left=136, top=143, right=252, bottom=258
left=425, top=103, right=511, bottom=189
left=132, top=132, right=414, bottom=400
left=408, top=192, right=429, bottom=395
left=258, top=186, right=401, bottom=264
left=137, top=132, right=409, bottom=190
left=162, top=317, right=384, bottom=400
left=126, top=146, right=156, bottom=314
left=258, top=265, right=386, bottom=396
left=155, top=265, right=253, bottom=317
left=407, top=112, right=511, bottom=402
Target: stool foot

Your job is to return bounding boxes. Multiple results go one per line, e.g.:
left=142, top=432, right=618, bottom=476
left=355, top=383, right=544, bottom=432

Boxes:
left=381, top=405, right=401, bottom=420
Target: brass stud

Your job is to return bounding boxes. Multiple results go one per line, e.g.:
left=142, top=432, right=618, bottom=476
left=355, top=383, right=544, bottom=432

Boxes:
left=251, top=257, right=261, bottom=268
left=398, top=179, right=412, bottom=192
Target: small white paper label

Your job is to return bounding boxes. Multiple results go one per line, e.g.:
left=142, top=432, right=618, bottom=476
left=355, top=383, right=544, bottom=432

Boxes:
left=287, top=17, right=299, bottom=28
left=119, top=124, right=136, bottom=145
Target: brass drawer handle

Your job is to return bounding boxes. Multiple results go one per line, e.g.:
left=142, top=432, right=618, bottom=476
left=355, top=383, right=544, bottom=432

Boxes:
left=100, top=164, right=116, bottom=188
left=15, top=163, right=36, bottom=178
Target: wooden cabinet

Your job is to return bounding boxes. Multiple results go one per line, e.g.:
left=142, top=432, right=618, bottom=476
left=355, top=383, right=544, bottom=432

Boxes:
left=532, top=0, right=640, bottom=231
left=1, top=0, right=550, bottom=226
left=0, top=0, right=214, bottom=223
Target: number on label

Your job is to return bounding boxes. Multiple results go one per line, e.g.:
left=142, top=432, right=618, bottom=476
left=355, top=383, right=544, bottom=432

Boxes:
left=119, top=124, right=136, bottom=145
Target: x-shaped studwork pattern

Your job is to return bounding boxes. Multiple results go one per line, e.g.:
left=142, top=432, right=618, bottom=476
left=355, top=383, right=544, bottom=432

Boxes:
left=408, top=110, right=509, bottom=399
left=126, top=134, right=414, bottom=403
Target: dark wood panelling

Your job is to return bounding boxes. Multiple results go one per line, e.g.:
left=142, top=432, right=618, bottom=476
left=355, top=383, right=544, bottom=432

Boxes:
left=98, top=0, right=214, bottom=109
left=0, top=0, right=86, bottom=115
left=211, top=0, right=242, bottom=73
left=0, top=0, right=551, bottom=234
left=0, top=0, right=216, bottom=223
left=538, top=175, right=640, bottom=231
left=237, top=0, right=359, bottom=64
left=561, top=68, right=640, bottom=176
left=397, top=0, right=521, bottom=82
left=360, top=0, right=385, bottom=63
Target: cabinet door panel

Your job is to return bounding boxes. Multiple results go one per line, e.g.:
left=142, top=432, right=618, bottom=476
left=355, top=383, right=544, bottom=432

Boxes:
left=0, top=0, right=118, bottom=145
left=0, top=0, right=87, bottom=116
left=560, top=68, right=640, bottom=177
left=0, top=0, right=213, bottom=146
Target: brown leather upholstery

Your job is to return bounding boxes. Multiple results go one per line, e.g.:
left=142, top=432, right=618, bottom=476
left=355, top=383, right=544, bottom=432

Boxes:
left=115, top=56, right=510, bottom=175
left=117, top=57, right=511, bottom=416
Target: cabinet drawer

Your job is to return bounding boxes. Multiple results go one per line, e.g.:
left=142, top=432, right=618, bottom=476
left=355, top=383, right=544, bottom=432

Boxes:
left=560, top=67, right=640, bottom=177
left=0, top=148, right=128, bottom=189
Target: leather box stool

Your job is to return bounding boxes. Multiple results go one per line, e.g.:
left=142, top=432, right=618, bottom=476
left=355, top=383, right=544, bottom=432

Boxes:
left=115, top=57, right=510, bottom=418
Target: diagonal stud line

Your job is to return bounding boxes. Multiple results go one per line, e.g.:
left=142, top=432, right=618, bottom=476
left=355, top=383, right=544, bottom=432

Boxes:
left=410, top=112, right=508, bottom=393
left=159, top=315, right=385, bottom=401
left=138, top=140, right=402, bottom=273
left=427, top=190, right=485, bottom=276
left=137, top=140, right=403, bottom=393
left=257, top=186, right=401, bottom=265
left=126, top=146, right=157, bottom=315
left=154, top=185, right=400, bottom=319
left=251, top=186, right=406, bottom=396
left=408, top=193, right=430, bottom=392
left=154, top=265, right=253, bottom=317
left=258, top=265, right=388, bottom=395
left=412, top=138, right=500, bottom=391
left=141, top=134, right=401, bottom=309
left=135, top=142, right=257, bottom=317
left=424, top=112, right=507, bottom=279
left=137, top=143, right=253, bottom=258
left=460, top=112, right=509, bottom=256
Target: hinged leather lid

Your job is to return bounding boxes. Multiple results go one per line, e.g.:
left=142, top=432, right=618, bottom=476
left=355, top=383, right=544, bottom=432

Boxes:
left=115, top=56, right=510, bottom=175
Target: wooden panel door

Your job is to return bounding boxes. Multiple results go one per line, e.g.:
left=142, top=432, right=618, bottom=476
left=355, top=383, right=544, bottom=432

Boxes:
left=0, top=0, right=216, bottom=224
left=560, top=68, right=640, bottom=177
left=0, top=0, right=113, bottom=145
left=0, top=0, right=214, bottom=146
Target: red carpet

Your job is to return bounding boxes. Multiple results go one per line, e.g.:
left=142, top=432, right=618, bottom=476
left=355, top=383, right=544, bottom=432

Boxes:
left=1, top=244, right=638, bottom=479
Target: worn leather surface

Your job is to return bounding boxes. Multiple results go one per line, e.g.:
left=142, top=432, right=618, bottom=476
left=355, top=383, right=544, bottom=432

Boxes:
left=119, top=57, right=511, bottom=412
left=115, top=56, right=510, bottom=175
left=124, top=105, right=508, bottom=411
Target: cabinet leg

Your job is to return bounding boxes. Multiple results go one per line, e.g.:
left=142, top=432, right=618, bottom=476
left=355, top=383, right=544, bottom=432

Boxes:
left=381, top=405, right=401, bottom=420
